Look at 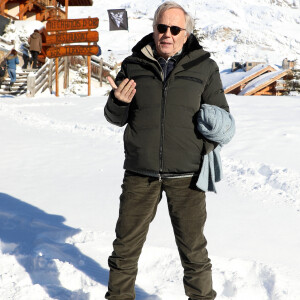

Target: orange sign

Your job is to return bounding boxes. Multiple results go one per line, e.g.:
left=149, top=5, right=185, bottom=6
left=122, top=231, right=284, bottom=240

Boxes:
left=46, top=18, right=99, bottom=32
left=46, top=45, right=99, bottom=58
left=46, top=31, right=99, bottom=45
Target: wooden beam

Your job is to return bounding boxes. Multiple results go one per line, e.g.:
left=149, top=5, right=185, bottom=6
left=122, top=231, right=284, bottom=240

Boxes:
left=36, top=11, right=42, bottom=21
left=39, top=10, right=49, bottom=21
left=0, top=0, right=10, bottom=15
left=65, top=0, right=68, bottom=19
left=17, top=0, right=35, bottom=19
left=254, top=85, right=273, bottom=96
left=19, top=3, right=25, bottom=20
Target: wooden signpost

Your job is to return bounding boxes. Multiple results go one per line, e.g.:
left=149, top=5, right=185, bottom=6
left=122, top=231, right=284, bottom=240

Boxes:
left=45, top=17, right=99, bottom=97
left=46, top=45, right=99, bottom=58
left=46, top=18, right=99, bottom=32
left=46, top=31, right=98, bottom=45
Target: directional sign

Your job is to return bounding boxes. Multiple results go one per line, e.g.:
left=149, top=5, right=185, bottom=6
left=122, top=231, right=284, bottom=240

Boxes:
left=46, top=18, right=99, bottom=32
left=46, top=45, right=99, bottom=58
left=46, top=31, right=99, bottom=45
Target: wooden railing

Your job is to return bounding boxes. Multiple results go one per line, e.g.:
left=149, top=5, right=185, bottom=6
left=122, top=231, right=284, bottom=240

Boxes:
left=0, top=36, right=14, bottom=46
left=37, top=0, right=56, bottom=6
left=69, top=55, right=116, bottom=86
left=27, top=57, right=64, bottom=97
left=26, top=55, right=118, bottom=97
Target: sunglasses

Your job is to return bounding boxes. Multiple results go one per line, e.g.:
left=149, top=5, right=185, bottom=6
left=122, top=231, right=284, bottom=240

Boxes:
left=156, top=24, right=186, bottom=36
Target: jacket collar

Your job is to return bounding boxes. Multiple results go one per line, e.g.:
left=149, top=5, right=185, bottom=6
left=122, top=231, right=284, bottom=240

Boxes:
left=132, top=33, right=210, bottom=70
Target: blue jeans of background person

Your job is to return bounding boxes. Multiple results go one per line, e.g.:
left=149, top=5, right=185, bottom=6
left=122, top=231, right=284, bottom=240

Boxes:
left=22, top=54, right=31, bottom=69
left=7, top=69, right=16, bottom=83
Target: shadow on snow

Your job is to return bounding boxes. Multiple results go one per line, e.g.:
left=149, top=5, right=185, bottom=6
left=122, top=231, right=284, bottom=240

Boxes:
left=0, top=193, right=158, bottom=300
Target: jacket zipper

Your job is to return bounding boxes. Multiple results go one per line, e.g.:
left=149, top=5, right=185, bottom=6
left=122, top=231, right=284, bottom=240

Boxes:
left=159, top=81, right=168, bottom=174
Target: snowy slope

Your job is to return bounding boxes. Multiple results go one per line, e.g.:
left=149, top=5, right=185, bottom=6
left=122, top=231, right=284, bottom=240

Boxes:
left=68, top=0, right=300, bottom=68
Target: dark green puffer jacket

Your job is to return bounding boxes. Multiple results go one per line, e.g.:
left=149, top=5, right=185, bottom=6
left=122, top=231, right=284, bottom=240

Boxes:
left=104, top=33, right=229, bottom=177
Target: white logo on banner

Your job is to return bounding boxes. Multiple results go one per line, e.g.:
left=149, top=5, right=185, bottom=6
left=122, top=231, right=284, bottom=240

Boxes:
left=111, top=12, right=124, bottom=27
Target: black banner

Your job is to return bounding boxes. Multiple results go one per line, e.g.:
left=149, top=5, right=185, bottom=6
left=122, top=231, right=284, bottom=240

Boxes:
left=108, top=9, right=128, bottom=31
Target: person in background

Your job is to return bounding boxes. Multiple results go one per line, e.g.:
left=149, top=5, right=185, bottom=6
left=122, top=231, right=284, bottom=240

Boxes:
left=96, top=44, right=102, bottom=57
left=0, top=60, right=7, bottom=89
left=20, top=42, right=31, bottom=69
left=6, top=49, right=19, bottom=91
left=28, top=29, right=42, bottom=69
left=104, top=1, right=229, bottom=299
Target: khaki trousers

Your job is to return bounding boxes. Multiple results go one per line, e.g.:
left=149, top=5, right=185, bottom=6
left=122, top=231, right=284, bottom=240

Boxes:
left=105, top=172, right=216, bottom=300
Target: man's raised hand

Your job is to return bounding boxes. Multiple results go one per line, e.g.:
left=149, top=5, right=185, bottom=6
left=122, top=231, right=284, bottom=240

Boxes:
left=107, top=76, right=136, bottom=103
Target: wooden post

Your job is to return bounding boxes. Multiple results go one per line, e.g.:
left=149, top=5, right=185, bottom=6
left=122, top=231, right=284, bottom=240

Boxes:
left=27, top=72, right=36, bottom=97
left=49, top=59, right=53, bottom=94
left=87, top=16, right=91, bottom=96
left=64, top=0, right=69, bottom=90
left=88, top=55, right=91, bottom=96
left=99, top=58, right=103, bottom=87
left=19, top=3, right=24, bottom=20
left=64, top=56, right=69, bottom=89
left=65, top=0, right=69, bottom=19
left=55, top=57, right=59, bottom=96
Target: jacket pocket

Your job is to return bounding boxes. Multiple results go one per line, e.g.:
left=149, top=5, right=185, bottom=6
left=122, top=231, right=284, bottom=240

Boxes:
left=175, top=75, right=203, bottom=84
left=131, top=75, right=156, bottom=80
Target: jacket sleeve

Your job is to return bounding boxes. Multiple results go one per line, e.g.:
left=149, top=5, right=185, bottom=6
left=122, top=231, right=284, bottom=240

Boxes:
left=201, top=60, right=230, bottom=154
left=202, top=59, right=229, bottom=112
left=104, top=62, right=130, bottom=127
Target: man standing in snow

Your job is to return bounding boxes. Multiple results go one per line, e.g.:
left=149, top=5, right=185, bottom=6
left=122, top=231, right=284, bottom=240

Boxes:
left=104, top=2, right=229, bottom=299
left=28, top=29, right=42, bottom=69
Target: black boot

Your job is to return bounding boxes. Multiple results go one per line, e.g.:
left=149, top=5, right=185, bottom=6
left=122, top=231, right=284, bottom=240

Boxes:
left=8, top=82, right=14, bottom=91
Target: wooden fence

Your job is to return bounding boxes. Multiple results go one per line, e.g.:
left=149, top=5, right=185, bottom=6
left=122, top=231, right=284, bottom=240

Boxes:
left=69, top=55, right=115, bottom=86
left=27, top=57, right=64, bottom=97
left=26, top=54, right=116, bottom=96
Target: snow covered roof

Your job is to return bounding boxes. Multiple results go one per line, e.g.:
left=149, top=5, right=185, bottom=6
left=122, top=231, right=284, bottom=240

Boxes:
left=239, top=69, right=291, bottom=95
left=221, top=64, right=278, bottom=93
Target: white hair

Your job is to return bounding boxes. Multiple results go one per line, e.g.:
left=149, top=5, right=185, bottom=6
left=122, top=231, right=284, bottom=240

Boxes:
left=152, top=1, right=195, bottom=35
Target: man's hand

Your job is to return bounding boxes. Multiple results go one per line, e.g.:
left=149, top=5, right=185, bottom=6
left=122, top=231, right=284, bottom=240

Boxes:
left=107, top=76, right=136, bottom=103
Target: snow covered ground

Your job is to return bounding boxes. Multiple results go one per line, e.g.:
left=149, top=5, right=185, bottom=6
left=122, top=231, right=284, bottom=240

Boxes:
left=1, top=91, right=300, bottom=300
left=1, top=0, right=300, bottom=299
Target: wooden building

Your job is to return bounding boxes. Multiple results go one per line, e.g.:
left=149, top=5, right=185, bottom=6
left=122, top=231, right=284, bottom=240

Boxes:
left=222, top=63, right=293, bottom=96
left=0, top=0, right=93, bottom=22
left=224, top=64, right=277, bottom=95
left=239, top=69, right=293, bottom=96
